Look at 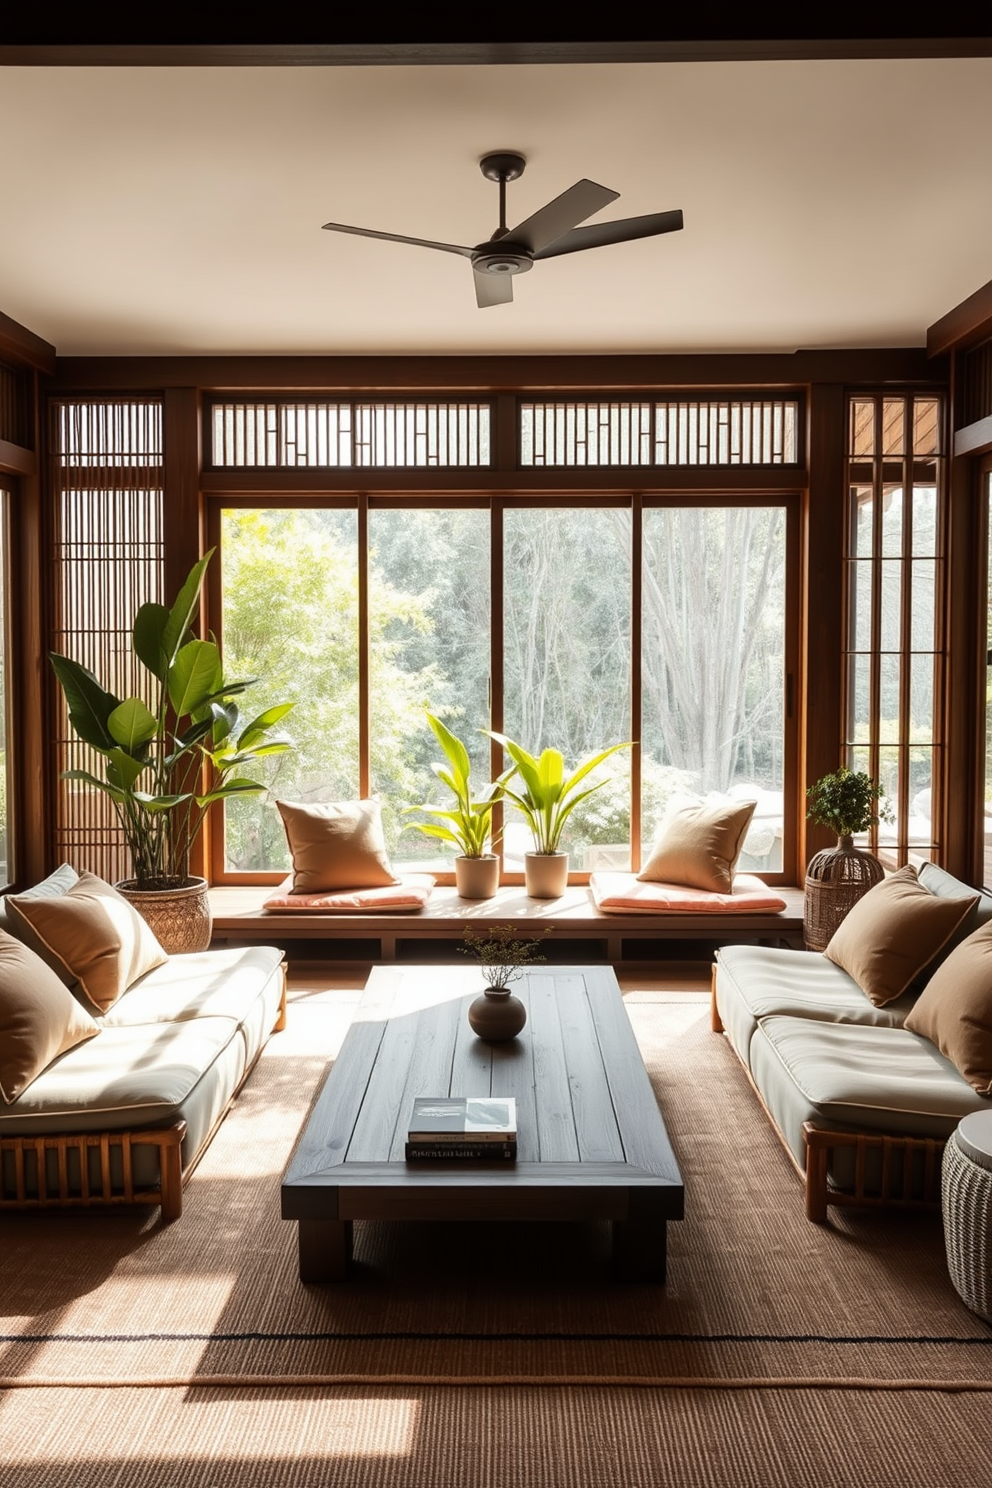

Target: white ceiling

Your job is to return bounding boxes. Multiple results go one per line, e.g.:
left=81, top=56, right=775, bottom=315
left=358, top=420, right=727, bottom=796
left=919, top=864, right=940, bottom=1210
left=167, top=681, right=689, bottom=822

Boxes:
left=2, top=56, right=992, bottom=358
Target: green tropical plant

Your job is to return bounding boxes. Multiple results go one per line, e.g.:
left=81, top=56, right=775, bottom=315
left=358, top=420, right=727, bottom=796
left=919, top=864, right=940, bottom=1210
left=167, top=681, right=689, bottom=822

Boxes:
left=404, top=712, right=509, bottom=858
left=460, top=923, right=550, bottom=992
left=805, top=767, right=893, bottom=838
left=487, top=731, right=630, bottom=855
left=49, top=550, right=294, bottom=890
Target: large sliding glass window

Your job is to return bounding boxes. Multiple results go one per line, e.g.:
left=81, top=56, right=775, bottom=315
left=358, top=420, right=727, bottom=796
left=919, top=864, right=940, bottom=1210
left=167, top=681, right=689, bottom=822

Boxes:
left=213, top=495, right=793, bottom=882
left=642, top=505, right=787, bottom=872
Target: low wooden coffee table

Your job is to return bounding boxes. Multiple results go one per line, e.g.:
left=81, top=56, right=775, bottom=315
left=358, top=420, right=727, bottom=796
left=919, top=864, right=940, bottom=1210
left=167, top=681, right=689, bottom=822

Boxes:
left=281, top=964, right=684, bottom=1282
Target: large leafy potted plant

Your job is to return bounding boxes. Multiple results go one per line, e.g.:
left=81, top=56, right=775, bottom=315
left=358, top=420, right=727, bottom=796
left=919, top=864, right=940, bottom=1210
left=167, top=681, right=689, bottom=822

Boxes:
left=803, top=767, right=893, bottom=950
left=487, top=732, right=629, bottom=898
left=404, top=713, right=509, bottom=899
left=49, top=550, right=294, bottom=952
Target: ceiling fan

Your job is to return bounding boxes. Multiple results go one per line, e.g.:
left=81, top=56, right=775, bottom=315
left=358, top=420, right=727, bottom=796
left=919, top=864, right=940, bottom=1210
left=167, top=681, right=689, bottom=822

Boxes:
left=321, top=152, right=684, bottom=308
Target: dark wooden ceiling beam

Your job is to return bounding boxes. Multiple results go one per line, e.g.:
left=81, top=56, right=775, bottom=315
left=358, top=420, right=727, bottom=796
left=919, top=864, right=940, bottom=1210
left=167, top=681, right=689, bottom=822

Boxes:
left=50, top=348, right=938, bottom=394
left=2, top=39, right=992, bottom=65
left=0, top=310, right=56, bottom=376
left=927, top=278, right=992, bottom=357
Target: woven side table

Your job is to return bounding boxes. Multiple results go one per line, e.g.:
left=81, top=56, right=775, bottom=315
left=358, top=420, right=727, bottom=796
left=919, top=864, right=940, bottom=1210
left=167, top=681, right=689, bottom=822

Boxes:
left=942, top=1109, right=992, bottom=1323
left=803, top=835, right=884, bottom=951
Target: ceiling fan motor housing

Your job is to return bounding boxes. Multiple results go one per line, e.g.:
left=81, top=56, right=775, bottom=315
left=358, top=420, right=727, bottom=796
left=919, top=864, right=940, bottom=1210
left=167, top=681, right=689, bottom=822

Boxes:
left=474, top=249, right=533, bottom=277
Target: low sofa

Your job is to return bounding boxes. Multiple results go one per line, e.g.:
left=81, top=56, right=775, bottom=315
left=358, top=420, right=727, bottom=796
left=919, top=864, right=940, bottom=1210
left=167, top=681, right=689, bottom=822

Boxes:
left=712, top=862, right=992, bottom=1222
left=0, top=865, right=286, bottom=1222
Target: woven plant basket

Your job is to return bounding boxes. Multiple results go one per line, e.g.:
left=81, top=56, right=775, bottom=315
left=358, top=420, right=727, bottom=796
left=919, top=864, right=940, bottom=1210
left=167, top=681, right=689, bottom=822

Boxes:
left=115, top=876, right=213, bottom=954
left=803, top=835, right=883, bottom=951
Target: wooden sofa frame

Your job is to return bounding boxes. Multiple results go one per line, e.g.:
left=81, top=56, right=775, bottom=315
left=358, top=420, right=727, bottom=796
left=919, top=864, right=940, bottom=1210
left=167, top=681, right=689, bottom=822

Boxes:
left=0, top=966, right=288, bottom=1223
left=710, top=968, right=945, bottom=1223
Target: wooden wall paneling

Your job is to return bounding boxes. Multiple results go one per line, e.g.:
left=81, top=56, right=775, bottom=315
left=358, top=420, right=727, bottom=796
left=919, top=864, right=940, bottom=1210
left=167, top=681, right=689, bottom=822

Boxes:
left=15, top=369, right=48, bottom=886
left=803, top=383, right=846, bottom=868
left=163, top=388, right=205, bottom=874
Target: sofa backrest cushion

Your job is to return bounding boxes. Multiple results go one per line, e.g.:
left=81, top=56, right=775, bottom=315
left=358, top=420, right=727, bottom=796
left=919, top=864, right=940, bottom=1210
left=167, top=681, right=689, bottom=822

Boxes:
left=824, top=864, right=979, bottom=1007
left=0, top=930, right=99, bottom=1103
left=905, top=921, right=992, bottom=1095
left=637, top=794, right=757, bottom=894
left=276, top=799, right=399, bottom=894
left=5, top=871, right=168, bottom=1015
left=0, top=864, right=80, bottom=984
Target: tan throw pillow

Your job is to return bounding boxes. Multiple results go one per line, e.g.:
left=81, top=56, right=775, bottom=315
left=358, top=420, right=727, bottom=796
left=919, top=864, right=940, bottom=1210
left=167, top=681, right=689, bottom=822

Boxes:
left=905, top=923, right=992, bottom=1095
left=824, top=864, right=979, bottom=1008
left=277, top=799, right=398, bottom=894
left=0, top=931, right=99, bottom=1103
left=637, top=795, right=757, bottom=893
left=5, top=871, right=168, bottom=1015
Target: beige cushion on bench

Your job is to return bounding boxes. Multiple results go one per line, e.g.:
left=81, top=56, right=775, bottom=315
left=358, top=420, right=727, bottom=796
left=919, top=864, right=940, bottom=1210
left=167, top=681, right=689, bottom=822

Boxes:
left=263, top=875, right=435, bottom=914
left=590, top=871, right=786, bottom=916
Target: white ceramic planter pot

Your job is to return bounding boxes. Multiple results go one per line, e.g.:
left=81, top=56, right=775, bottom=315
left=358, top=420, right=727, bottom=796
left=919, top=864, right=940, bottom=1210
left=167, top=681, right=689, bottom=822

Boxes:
left=523, top=851, right=568, bottom=899
left=455, top=855, right=500, bottom=899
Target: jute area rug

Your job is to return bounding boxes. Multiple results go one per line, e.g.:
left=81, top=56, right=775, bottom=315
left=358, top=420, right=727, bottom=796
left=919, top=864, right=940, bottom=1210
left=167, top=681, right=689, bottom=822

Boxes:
left=1, top=972, right=990, bottom=1487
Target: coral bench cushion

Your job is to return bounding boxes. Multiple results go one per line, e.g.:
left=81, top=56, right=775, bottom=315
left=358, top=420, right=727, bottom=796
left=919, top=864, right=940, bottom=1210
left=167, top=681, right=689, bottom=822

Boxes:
left=262, top=875, right=435, bottom=914
left=589, top=872, right=787, bottom=915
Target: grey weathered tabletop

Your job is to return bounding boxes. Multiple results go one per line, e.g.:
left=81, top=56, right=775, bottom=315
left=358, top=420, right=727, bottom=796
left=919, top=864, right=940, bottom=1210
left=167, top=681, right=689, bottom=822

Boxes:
left=281, top=964, right=684, bottom=1281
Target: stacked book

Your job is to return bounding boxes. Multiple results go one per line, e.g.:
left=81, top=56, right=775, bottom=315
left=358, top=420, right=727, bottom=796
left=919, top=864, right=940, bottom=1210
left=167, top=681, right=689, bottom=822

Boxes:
left=405, top=1096, right=517, bottom=1161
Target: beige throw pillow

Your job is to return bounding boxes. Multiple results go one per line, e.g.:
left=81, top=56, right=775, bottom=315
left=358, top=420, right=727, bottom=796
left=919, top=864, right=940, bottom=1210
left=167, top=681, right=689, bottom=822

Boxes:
left=905, top=922, right=992, bottom=1095
left=637, top=796, right=757, bottom=894
left=277, top=799, right=398, bottom=894
left=824, top=864, right=978, bottom=1008
left=5, top=871, right=168, bottom=1015
left=0, top=931, right=99, bottom=1103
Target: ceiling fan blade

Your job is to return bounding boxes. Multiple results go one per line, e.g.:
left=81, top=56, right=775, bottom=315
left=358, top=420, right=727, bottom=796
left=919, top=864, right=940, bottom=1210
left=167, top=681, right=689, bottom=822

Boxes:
left=533, top=209, right=684, bottom=260
left=474, top=266, right=515, bottom=308
left=321, top=221, right=474, bottom=259
left=506, top=179, right=619, bottom=255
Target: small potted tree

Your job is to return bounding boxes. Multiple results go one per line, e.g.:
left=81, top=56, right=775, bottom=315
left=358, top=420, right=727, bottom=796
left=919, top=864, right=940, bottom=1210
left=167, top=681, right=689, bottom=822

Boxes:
left=460, top=923, right=549, bottom=1041
left=487, top=732, right=629, bottom=898
left=50, top=550, right=294, bottom=952
left=404, top=713, right=509, bottom=899
left=804, top=767, right=893, bottom=950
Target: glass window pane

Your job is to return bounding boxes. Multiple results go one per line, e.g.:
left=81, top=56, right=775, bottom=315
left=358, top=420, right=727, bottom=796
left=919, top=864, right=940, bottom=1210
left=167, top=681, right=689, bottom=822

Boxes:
left=851, top=485, right=873, bottom=558
left=879, top=560, right=902, bottom=651
left=881, top=398, right=906, bottom=456
left=369, top=508, right=491, bottom=868
left=913, top=485, right=938, bottom=557
left=913, top=398, right=940, bottom=457
left=849, top=398, right=875, bottom=457
left=878, top=655, right=901, bottom=742
left=908, top=746, right=933, bottom=846
left=220, top=507, right=360, bottom=872
left=911, top=560, right=936, bottom=651
left=877, top=745, right=901, bottom=848
left=850, top=559, right=872, bottom=651
left=849, top=655, right=872, bottom=750
left=910, top=652, right=934, bottom=741
left=503, top=507, right=631, bottom=872
left=641, top=506, right=785, bottom=872
left=881, top=484, right=903, bottom=557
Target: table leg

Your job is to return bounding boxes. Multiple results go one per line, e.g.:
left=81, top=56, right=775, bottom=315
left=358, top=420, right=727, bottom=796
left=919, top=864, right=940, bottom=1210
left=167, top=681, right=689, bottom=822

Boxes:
left=612, top=1216, right=667, bottom=1282
left=297, top=1218, right=353, bottom=1281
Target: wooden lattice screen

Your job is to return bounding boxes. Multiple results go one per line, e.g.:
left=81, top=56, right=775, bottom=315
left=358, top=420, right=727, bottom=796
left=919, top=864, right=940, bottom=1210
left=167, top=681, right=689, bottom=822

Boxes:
left=49, top=398, right=165, bottom=883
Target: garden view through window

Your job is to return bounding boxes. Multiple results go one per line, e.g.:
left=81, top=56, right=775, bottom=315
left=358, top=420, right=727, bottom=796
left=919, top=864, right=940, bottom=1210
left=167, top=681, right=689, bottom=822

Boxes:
left=219, top=500, right=787, bottom=879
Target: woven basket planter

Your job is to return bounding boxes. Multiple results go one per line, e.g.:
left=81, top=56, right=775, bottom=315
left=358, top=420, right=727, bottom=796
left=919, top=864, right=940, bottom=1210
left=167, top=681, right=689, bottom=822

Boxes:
left=942, top=1119, right=992, bottom=1323
left=115, top=876, right=213, bottom=955
left=803, top=835, right=883, bottom=951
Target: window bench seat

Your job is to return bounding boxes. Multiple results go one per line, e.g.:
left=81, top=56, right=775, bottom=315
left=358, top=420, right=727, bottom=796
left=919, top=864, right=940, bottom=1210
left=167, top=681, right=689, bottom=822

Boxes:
left=207, top=883, right=805, bottom=962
